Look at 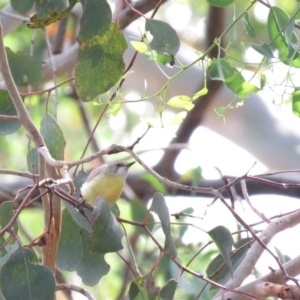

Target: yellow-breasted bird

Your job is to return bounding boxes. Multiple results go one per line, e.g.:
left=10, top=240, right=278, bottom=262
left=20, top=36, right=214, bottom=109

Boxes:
left=80, top=161, right=135, bottom=206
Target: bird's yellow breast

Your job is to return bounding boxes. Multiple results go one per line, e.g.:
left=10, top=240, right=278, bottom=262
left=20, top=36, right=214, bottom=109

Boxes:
left=81, top=174, right=125, bottom=206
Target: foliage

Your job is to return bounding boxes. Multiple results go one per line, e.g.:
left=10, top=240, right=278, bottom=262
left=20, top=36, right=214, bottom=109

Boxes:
left=1, top=0, right=300, bottom=300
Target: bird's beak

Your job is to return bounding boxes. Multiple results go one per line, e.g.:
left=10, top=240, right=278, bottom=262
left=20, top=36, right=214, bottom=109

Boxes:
left=126, top=161, right=135, bottom=168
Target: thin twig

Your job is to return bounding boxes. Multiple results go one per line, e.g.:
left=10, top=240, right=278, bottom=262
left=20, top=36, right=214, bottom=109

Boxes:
left=241, top=179, right=270, bottom=224
left=0, top=168, right=39, bottom=179
left=125, top=146, right=217, bottom=196
left=0, top=115, right=18, bottom=121
left=56, top=284, right=95, bottom=300
left=124, top=0, right=146, bottom=18
left=0, top=183, right=39, bottom=236
left=218, top=194, right=283, bottom=271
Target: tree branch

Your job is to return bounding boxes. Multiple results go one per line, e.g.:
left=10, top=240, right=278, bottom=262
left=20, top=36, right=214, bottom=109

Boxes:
left=213, top=209, right=300, bottom=299
left=0, top=21, right=44, bottom=148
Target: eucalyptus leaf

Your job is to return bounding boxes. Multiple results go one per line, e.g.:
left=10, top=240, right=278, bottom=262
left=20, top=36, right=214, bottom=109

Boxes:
left=146, top=19, right=180, bottom=55
left=0, top=248, right=55, bottom=300
left=150, top=192, right=177, bottom=258
left=250, top=43, right=274, bottom=58
left=243, top=12, right=256, bottom=38
left=57, top=209, right=110, bottom=286
left=207, top=0, right=234, bottom=7
left=292, top=90, right=300, bottom=117
left=0, top=91, right=21, bottom=135
left=40, top=113, right=66, bottom=160
left=208, top=226, right=233, bottom=274
left=130, top=41, right=148, bottom=53
left=76, top=22, right=127, bottom=101
left=89, top=197, right=124, bottom=253
left=167, top=95, right=194, bottom=111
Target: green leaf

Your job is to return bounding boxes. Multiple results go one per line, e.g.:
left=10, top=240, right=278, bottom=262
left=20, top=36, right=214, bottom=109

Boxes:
left=268, top=6, right=290, bottom=57
left=0, top=202, right=16, bottom=232
left=0, top=91, right=21, bottom=135
left=292, top=90, right=300, bottom=117
left=212, top=62, right=257, bottom=97
left=171, top=111, right=187, bottom=124
left=207, top=238, right=252, bottom=287
left=78, top=0, right=111, bottom=41
left=64, top=171, right=93, bottom=233
left=129, top=279, right=141, bottom=300
left=128, top=276, right=160, bottom=299
left=0, top=248, right=55, bottom=300
left=167, top=95, right=194, bottom=111
left=207, top=0, right=234, bottom=7
left=235, top=82, right=260, bottom=98
left=268, top=6, right=300, bottom=67
left=107, top=102, right=122, bottom=117
left=156, top=53, right=173, bottom=66
left=191, top=167, right=202, bottom=187
left=146, top=48, right=175, bottom=66
left=274, top=246, right=287, bottom=264
left=260, top=74, right=267, bottom=89
left=211, top=60, right=260, bottom=97
left=180, top=167, right=202, bottom=192
left=6, top=48, right=42, bottom=87
left=177, top=207, right=194, bottom=237
left=209, top=58, right=236, bottom=81
left=35, top=0, right=68, bottom=19
left=75, top=22, right=127, bottom=101
left=208, top=226, right=233, bottom=273
left=57, top=209, right=110, bottom=286
left=150, top=192, right=177, bottom=258
left=145, top=19, right=180, bottom=55
left=64, top=205, right=93, bottom=235
left=75, top=0, right=125, bottom=101
left=242, top=12, right=256, bottom=38
left=130, top=200, right=155, bottom=234
left=233, top=237, right=253, bottom=249
left=11, top=0, right=33, bottom=14
left=129, top=278, right=153, bottom=300
left=160, top=279, right=177, bottom=300
left=40, top=113, right=66, bottom=160
left=0, top=239, right=19, bottom=269
left=141, top=174, right=167, bottom=194
left=192, top=87, right=208, bottom=100
left=224, top=72, right=245, bottom=95
left=28, top=0, right=77, bottom=28
left=89, top=197, right=124, bottom=253
left=214, top=107, right=227, bottom=118
left=27, top=147, right=39, bottom=174
left=110, top=203, right=121, bottom=218
left=123, top=225, right=141, bottom=278
left=285, top=17, right=295, bottom=51
left=250, top=43, right=274, bottom=58
left=130, top=41, right=148, bottom=53
left=206, top=252, right=231, bottom=286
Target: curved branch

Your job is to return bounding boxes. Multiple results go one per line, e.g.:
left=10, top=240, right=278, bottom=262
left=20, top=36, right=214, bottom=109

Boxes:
left=214, top=253, right=300, bottom=300
left=0, top=21, right=44, bottom=148
left=213, top=209, right=300, bottom=299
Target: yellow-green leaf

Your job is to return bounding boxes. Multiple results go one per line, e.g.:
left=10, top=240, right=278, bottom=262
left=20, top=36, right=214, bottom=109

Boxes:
left=130, top=41, right=148, bottom=54
left=167, top=95, right=194, bottom=111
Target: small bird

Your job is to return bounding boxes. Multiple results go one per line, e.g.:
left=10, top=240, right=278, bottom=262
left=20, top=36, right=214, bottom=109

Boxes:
left=81, top=161, right=135, bottom=206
